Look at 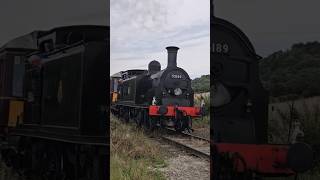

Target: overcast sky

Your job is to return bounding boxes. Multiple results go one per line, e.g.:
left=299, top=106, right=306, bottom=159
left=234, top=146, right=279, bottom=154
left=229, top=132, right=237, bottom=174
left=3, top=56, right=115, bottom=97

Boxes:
left=0, top=0, right=108, bottom=47
left=214, top=0, right=320, bottom=57
left=110, top=0, right=210, bottom=79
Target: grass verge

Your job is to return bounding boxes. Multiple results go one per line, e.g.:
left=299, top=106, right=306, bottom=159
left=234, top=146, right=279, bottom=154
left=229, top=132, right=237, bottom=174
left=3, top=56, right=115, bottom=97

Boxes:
left=110, top=115, right=166, bottom=180
left=192, top=115, right=210, bottom=129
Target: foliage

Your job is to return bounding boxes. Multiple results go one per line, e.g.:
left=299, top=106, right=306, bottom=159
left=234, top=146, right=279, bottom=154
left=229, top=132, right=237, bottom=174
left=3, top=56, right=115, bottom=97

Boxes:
left=192, top=115, right=210, bottom=129
left=260, top=41, right=320, bottom=100
left=194, top=93, right=210, bottom=116
left=269, top=98, right=320, bottom=144
left=191, top=75, right=210, bottom=93
left=268, top=101, right=297, bottom=144
left=268, top=98, right=320, bottom=178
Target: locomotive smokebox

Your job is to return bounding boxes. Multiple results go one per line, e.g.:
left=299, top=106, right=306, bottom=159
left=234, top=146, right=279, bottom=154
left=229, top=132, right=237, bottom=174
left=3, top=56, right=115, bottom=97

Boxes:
left=166, top=46, right=179, bottom=68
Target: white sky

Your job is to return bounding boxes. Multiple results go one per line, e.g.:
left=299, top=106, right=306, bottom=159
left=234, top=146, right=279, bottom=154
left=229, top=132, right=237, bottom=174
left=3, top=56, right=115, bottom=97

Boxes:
left=110, top=0, right=210, bottom=79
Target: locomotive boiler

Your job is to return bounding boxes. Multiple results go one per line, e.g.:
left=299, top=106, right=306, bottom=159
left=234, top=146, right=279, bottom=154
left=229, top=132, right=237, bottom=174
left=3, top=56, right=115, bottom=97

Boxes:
left=111, top=46, right=201, bottom=131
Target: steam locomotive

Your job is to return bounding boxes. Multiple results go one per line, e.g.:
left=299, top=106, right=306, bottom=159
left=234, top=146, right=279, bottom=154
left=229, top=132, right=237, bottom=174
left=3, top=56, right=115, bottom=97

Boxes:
left=211, top=17, right=314, bottom=179
left=111, top=46, right=201, bottom=131
left=0, top=25, right=109, bottom=179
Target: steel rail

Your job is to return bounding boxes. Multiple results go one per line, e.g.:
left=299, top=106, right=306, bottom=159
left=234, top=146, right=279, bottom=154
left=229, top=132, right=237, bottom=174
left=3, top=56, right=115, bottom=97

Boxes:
left=160, top=134, right=210, bottom=159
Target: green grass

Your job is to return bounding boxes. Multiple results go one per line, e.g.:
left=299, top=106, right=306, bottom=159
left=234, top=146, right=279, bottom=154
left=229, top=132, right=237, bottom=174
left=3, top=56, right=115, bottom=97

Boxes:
left=193, top=92, right=210, bottom=129
left=110, top=115, right=166, bottom=180
left=194, top=93, right=210, bottom=115
left=193, top=115, right=210, bottom=129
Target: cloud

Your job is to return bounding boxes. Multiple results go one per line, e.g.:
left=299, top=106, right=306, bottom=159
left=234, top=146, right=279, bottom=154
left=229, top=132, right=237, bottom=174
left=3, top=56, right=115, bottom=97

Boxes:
left=111, top=0, right=210, bottom=78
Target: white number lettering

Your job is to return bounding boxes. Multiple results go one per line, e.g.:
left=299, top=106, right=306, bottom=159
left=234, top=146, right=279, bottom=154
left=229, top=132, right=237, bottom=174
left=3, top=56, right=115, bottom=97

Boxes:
left=171, top=74, right=182, bottom=79
left=212, top=43, right=230, bottom=53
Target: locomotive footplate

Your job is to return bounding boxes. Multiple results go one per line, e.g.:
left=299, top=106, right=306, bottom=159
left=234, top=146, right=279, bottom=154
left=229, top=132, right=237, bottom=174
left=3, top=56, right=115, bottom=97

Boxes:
left=149, top=105, right=200, bottom=132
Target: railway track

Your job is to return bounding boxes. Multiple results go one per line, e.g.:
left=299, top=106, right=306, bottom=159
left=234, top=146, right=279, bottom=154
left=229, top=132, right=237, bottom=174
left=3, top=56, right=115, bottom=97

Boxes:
left=160, top=128, right=210, bottom=159
left=113, top=114, right=211, bottom=159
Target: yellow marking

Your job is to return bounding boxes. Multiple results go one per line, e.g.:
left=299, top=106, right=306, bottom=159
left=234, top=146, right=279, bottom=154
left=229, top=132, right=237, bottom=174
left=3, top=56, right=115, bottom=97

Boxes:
left=8, top=100, right=24, bottom=127
left=112, top=92, right=118, bottom=103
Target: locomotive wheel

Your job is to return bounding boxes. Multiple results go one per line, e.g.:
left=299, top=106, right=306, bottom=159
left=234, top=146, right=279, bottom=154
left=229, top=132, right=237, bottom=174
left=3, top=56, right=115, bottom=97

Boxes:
left=142, top=110, right=155, bottom=131
left=174, top=118, right=183, bottom=132
left=136, top=110, right=143, bottom=127
left=148, top=117, right=158, bottom=130
left=143, top=110, right=150, bottom=130
left=34, top=143, right=65, bottom=180
left=43, top=147, right=65, bottom=180
left=124, top=108, right=130, bottom=123
left=78, top=149, right=103, bottom=180
left=117, top=107, right=121, bottom=119
left=174, top=110, right=189, bottom=132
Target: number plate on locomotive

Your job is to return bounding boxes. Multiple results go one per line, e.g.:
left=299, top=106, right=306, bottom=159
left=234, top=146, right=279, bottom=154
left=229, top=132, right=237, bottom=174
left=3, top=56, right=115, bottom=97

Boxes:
left=171, top=74, right=182, bottom=79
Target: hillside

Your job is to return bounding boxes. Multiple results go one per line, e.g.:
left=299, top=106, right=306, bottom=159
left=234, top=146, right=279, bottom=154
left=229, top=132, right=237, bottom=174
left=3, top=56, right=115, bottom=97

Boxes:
left=191, top=75, right=210, bottom=93
left=190, top=42, right=320, bottom=98
left=260, top=41, right=320, bottom=100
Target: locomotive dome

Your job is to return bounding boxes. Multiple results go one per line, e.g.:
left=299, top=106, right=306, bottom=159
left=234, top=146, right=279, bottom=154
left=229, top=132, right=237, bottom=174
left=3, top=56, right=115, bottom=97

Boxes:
left=148, top=60, right=161, bottom=74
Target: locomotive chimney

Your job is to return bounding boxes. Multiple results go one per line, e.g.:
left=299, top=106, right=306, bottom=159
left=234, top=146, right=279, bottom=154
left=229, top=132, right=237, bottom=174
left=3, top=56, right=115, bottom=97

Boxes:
left=166, top=46, right=179, bottom=68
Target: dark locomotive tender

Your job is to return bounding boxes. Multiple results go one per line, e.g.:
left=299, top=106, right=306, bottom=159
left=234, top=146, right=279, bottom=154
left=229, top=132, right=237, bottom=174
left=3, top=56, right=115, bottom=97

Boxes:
left=0, top=25, right=109, bottom=179
left=211, top=17, right=314, bottom=179
left=22, top=26, right=108, bottom=138
left=111, top=46, right=201, bottom=131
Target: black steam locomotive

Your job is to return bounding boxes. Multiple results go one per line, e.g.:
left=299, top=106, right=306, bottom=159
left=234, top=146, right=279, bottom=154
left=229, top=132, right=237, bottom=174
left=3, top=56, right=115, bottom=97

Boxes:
left=111, top=46, right=201, bottom=131
left=0, top=25, right=109, bottom=179
left=211, top=17, right=314, bottom=179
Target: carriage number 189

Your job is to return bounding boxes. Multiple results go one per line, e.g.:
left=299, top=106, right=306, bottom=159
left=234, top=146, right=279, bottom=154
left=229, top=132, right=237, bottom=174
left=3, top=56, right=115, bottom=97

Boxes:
left=212, top=43, right=230, bottom=53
